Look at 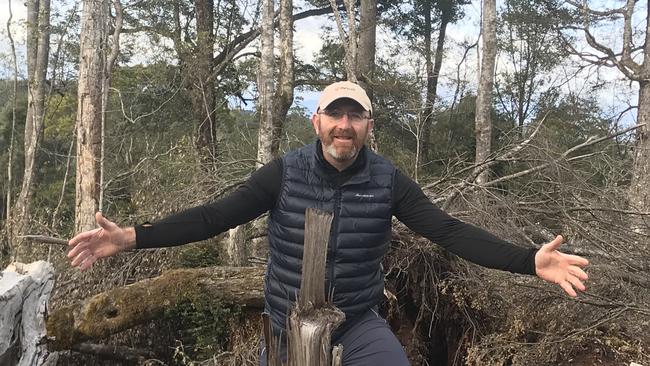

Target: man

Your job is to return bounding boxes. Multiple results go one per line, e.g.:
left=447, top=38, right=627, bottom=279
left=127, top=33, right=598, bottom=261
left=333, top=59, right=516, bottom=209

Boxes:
left=68, top=81, right=589, bottom=366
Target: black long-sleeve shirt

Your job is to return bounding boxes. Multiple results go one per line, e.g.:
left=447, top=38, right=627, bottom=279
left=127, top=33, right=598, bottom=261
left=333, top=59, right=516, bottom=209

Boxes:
left=135, top=146, right=537, bottom=275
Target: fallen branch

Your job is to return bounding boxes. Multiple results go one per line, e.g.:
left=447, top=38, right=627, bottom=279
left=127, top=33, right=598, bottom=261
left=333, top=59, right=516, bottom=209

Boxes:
left=71, top=342, right=155, bottom=362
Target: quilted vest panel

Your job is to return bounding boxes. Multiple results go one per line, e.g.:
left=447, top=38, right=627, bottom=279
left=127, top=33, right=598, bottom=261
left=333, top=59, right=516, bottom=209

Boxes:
left=265, top=142, right=395, bottom=334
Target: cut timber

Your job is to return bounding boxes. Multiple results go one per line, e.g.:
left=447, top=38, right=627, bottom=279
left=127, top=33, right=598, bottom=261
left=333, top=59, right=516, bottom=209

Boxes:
left=47, top=266, right=265, bottom=349
left=285, top=208, right=345, bottom=366
left=0, top=261, right=56, bottom=366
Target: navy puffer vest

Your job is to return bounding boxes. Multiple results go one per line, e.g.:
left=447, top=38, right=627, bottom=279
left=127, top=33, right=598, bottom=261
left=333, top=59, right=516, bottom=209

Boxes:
left=265, top=142, right=395, bottom=335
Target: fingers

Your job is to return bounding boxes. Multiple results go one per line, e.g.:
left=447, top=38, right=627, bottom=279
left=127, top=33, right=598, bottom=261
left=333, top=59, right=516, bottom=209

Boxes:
left=69, top=227, right=101, bottom=247
left=568, top=265, right=589, bottom=281
left=566, top=274, right=586, bottom=292
left=564, top=253, right=589, bottom=267
left=96, top=211, right=117, bottom=231
left=559, top=280, right=577, bottom=297
left=543, top=235, right=564, bottom=252
left=71, top=248, right=93, bottom=267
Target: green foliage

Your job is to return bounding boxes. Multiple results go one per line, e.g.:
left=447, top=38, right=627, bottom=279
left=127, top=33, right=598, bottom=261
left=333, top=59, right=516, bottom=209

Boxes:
left=165, top=297, right=242, bottom=363
left=173, top=242, right=222, bottom=269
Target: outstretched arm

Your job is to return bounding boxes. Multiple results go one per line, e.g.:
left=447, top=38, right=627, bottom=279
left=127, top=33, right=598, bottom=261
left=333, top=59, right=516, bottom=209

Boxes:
left=535, top=235, right=589, bottom=297
left=68, top=212, right=136, bottom=270
left=67, top=159, right=283, bottom=269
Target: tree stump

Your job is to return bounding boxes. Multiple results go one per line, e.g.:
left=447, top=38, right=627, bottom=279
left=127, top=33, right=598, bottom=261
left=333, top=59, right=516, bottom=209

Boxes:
left=266, top=208, right=345, bottom=366
left=0, top=261, right=57, bottom=366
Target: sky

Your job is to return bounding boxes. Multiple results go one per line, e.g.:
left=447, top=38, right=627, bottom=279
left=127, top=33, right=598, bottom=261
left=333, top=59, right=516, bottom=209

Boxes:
left=0, top=0, right=639, bottom=126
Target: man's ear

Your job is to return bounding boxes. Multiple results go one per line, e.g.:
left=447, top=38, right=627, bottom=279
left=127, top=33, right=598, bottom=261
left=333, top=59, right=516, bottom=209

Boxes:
left=368, top=118, right=374, bottom=134
left=311, top=113, right=320, bottom=134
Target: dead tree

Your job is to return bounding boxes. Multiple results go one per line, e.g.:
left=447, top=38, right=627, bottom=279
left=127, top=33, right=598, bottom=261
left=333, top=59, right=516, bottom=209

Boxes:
left=265, top=208, right=345, bottom=366
left=0, top=261, right=57, bottom=365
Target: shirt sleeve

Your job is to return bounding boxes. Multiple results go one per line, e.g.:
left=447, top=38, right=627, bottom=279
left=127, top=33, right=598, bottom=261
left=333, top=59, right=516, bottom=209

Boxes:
left=135, top=159, right=283, bottom=248
left=392, top=170, right=537, bottom=275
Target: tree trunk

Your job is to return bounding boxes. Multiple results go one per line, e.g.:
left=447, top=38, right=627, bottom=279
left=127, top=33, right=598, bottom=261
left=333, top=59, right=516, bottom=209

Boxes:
left=193, top=0, right=217, bottom=161
left=75, top=0, right=109, bottom=233
left=99, top=0, right=123, bottom=212
left=474, top=0, right=497, bottom=185
left=421, top=12, right=449, bottom=165
left=257, top=0, right=275, bottom=168
left=4, top=0, right=20, bottom=258
left=629, top=80, right=650, bottom=234
left=265, top=208, right=345, bottom=366
left=271, top=0, right=295, bottom=155
left=226, top=0, right=277, bottom=266
left=12, top=0, right=50, bottom=261
left=47, top=266, right=265, bottom=350
left=0, top=261, right=56, bottom=365
left=357, top=0, right=376, bottom=93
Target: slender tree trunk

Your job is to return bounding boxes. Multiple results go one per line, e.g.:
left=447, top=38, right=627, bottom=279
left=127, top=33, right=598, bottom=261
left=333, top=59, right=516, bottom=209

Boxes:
left=357, top=0, right=376, bottom=92
left=627, top=3, right=650, bottom=233
left=421, top=13, right=449, bottom=165
left=75, top=0, right=109, bottom=232
left=99, top=0, right=123, bottom=212
left=629, top=80, right=650, bottom=235
left=4, top=0, right=20, bottom=257
left=192, top=0, right=217, bottom=163
left=356, top=0, right=379, bottom=152
left=257, top=0, right=275, bottom=168
left=226, top=0, right=276, bottom=266
left=12, top=0, right=50, bottom=261
left=271, top=0, right=294, bottom=155
left=474, top=0, right=496, bottom=185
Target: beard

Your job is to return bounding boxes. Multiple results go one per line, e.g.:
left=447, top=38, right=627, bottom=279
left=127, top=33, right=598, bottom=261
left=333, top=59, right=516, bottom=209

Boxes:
left=320, top=126, right=365, bottom=162
left=324, top=140, right=358, bottom=161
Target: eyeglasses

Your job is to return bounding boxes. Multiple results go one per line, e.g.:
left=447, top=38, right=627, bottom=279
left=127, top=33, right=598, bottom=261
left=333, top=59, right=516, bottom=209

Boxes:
left=318, top=109, right=370, bottom=123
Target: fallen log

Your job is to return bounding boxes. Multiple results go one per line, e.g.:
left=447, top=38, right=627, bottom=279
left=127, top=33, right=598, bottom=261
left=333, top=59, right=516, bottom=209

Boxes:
left=47, top=266, right=265, bottom=349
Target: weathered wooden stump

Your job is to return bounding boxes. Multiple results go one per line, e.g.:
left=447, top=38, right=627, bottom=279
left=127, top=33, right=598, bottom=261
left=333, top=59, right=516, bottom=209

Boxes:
left=265, top=208, right=345, bottom=366
left=0, top=261, right=57, bottom=366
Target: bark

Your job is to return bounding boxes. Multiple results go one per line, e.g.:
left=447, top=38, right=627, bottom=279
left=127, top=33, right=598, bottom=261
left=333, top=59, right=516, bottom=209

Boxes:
left=47, top=266, right=265, bottom=349
left=257, top=0, right=275, bottom=168
left=4, top=0, right=19, bottom=256
left=75, top=0, right=109, bottom=232
left=629, top=81, right=650, bottom=233
left=628, top=3, right=650, bottom=230
left=12, top=0, right=50, bottom=261
left=271, top=0, right=295, bottom=155
left=474, top=0, right=497, bottom=185
left=329, top=0, right=357, bottom=82
left=421, top=10, right=449, bottom=165
left=99, top=0, right=123, bottom=212
left=0, top=261, right=55, bottom=366
left=192, top=0, right=217, bottom=160
left=357, top=0, right=379, bottom=152
left=357, top=0, right=376, bottom=92
left=226, top=0, right=277, bottom=266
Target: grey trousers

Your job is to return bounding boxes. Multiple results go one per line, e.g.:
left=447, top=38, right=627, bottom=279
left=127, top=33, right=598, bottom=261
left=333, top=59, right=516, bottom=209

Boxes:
left=260, top=308, right=411, bottom=366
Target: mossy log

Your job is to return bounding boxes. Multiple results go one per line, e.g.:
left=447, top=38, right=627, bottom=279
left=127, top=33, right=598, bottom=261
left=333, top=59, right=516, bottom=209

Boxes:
left=47, top=266, right=265, bottom=350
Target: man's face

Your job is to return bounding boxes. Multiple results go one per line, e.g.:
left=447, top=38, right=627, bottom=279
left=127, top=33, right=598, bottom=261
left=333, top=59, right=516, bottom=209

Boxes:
left=311, top=98, right=374, bottom=166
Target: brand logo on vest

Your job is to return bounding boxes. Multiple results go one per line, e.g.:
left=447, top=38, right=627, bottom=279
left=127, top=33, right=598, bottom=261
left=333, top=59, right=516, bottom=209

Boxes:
left=355, top=193, right=374, bottom=198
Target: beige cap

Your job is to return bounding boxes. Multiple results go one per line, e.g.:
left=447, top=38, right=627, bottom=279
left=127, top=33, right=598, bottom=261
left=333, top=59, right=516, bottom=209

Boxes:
left=317, top=81, right=372, bottom=115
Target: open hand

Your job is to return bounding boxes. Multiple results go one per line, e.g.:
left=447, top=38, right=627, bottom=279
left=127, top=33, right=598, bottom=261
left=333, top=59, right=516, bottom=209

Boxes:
left=535, top=235, right=589, bottom=297
left=67, top=212, right=135, bottom=270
